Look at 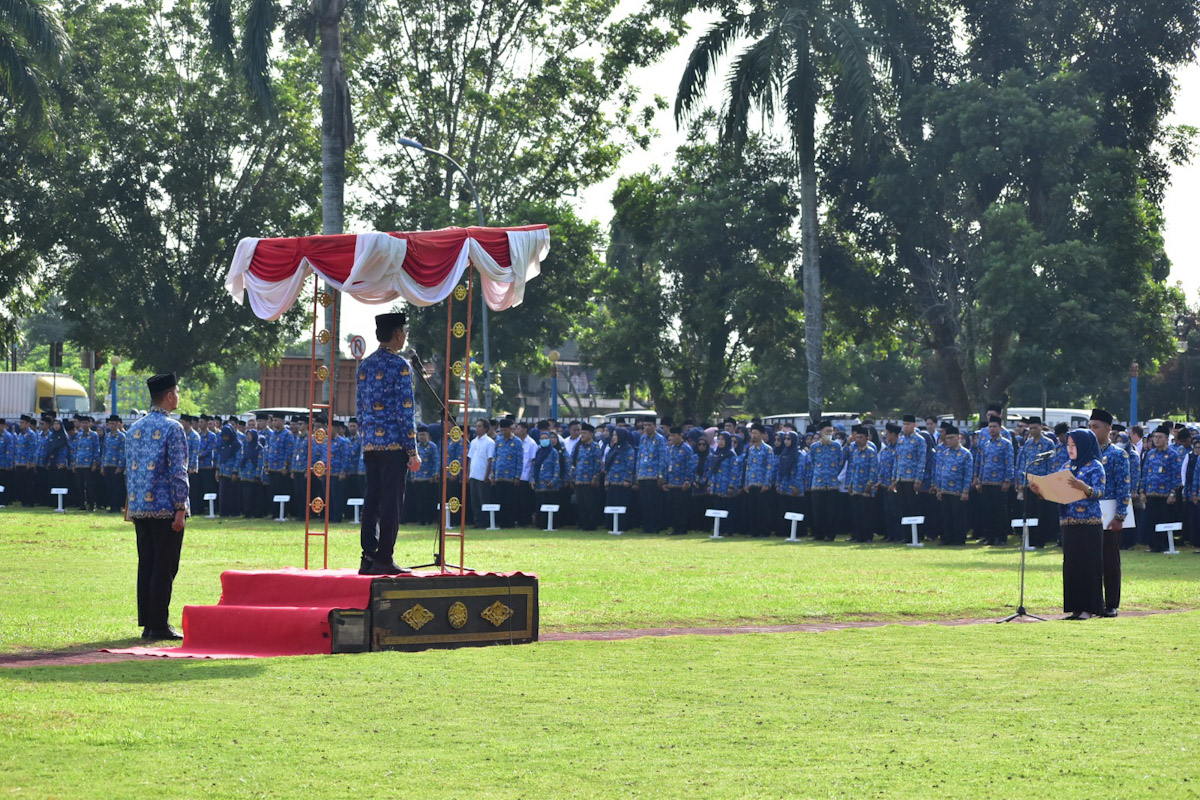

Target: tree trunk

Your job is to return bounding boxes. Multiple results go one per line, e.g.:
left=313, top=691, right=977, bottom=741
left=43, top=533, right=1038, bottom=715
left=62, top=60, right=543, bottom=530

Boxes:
left=799, top=118, right=823, bottom=421
left=319, top=12, right=348, bottom=408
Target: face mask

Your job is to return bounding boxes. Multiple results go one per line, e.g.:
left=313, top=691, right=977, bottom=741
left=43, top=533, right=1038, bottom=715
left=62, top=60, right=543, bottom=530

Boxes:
left=821, top=433, right=832, bottom=443
left=539, top=439, right=550, bottom=448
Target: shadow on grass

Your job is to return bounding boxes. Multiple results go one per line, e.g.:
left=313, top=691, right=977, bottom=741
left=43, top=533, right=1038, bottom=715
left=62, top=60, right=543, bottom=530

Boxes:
left=0, top=658, right=267, bottom=683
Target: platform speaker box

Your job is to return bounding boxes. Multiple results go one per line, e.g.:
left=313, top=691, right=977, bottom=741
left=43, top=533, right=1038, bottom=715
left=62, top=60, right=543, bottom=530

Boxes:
left=370, top=573, right=538, bottom=651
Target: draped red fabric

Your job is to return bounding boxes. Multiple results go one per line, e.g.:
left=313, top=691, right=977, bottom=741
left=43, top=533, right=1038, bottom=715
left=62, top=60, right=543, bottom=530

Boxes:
left=246, top=225, right=547, bottom=287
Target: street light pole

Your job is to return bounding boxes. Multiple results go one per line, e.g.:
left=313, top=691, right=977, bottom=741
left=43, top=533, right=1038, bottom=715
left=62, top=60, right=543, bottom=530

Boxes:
left=399, top=137, right=492, bottom=416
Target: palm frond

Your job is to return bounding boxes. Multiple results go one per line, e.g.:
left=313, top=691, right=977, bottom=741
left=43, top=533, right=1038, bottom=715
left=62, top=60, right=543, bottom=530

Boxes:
left=721, top=16, right=787, bottom=148
left=206, top=0, right=235, bottom=60
left=0, top=0, right=68, bottom=66
left=240, top=0, right=279, bottom=118
left=782, top=23, right=819, bottom=163
left=675, top=12, right=749, bottom=126
left=0, top=29, right=46, bottom=121
left=825, top=14, right=882, bottom=150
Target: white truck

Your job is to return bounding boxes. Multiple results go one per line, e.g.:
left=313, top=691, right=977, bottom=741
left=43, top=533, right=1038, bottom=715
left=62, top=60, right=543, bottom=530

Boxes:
left=0, top=372, right=91, bottom=418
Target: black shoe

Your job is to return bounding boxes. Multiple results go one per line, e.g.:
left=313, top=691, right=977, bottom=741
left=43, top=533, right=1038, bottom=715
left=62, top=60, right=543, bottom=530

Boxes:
left=364, top=561, right=412, bottom=575
left=1102, top=608, right=1119, bottom=618
left=358, top=556, right=373, bottom=574
left=144, top=627, right=182, bottom=640
left=1064, top=613, right=1082, bottom=620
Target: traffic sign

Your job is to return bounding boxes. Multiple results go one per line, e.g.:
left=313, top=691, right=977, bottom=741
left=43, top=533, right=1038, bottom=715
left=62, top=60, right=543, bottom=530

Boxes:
left=350, top=335, right=366, bottom=360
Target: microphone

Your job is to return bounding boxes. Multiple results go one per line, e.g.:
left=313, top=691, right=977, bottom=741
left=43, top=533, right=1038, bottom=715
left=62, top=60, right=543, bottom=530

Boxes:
left=1032, top=449, right=1056, bottom=461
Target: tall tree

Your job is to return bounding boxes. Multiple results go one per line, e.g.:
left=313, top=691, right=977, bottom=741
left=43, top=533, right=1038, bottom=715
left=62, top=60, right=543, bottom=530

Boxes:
left=582, top=122, right=799, bottom=421
left=675, top=0, right=910, bottom=421
left=29, top=0, right=319, bottom=379
left=207, top=0, right=364, bottom=400
left=0, top=0, right=69, bottom=125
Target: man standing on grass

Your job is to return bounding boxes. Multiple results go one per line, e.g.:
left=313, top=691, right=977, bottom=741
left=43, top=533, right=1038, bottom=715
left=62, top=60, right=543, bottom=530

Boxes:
left=124, top=373, right=189, bottom=641
left=357, top=312, right=421, bottom=575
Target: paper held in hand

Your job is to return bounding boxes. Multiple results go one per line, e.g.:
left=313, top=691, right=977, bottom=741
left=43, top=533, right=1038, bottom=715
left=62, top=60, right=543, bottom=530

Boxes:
left=1099, top=499, right=1136, bottom=529
left=1027, top=470, right=1087, bottom=505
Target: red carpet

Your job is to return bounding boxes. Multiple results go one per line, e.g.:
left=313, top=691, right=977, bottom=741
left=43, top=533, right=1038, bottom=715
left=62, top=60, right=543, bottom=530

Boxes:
left=105, top=567, right=533, bottom=659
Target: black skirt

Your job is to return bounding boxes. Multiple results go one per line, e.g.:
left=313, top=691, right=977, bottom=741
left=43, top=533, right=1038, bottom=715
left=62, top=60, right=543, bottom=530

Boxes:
left=1062, top=522, right=1104, bottom=615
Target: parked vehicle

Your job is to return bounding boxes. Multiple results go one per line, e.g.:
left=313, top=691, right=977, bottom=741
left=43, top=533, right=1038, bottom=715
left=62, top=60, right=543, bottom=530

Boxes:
left=0, top=372, right=91, bottom=417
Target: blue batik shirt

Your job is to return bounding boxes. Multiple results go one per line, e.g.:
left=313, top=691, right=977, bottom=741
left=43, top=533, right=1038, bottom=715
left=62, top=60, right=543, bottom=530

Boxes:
left=1142, top=447, right=1182, bottom=496
left=16, top=427, right=36, bottom=467
left=806, top=440, right=843, bottom=491
left=636, top=432, right=667, bottom=481
left=102, top=429, right=126, bottom=468
left=533, top=448, right=565, bottom=491
left=976, top=435, right=1015, bottom=485
left=775, top=449, right=807, bottom=495
left=570, top=441, right=604, bottom=485
left=1059, top=461, right=1104, bottom=525
left=356, top=347, right=418, bottom=453
left=1054, top=441, right=1070, bottom=471
left=70, top=429, right=99, bottom=469
left=935, top=446, right=973, bottom=494
left=186, top=429, right=201, bottom=472
left=492, top=435, right=525, bottom=481
left=412, top=439, right=439, bottom=480
left=893, top=433, right=926, bottom=485
left=0, top=429, right=14, bottom=468
left=707, top=452, right=743, bottom=496
left=197, top=429, right=217, bottom=469
left=1015, top=434, right=1056, bottom=488
left=665, top=442, right=697, bottom=488
left=348, top=431, right=362, bottom=474
left=605, top=447, right=636, bottom=486
left=1127, top=446, right=1141, bottom=495
left=265, top=428, right=294, bottom=473
left=845, top=442, right=878, bottom=495
left=217, top=426, right=242, bottom=479
left=125, top=408, right=190, bottom=519
left=1099, top=443, right=1131, bottom=518
left=742, top=441, right=776, bottom=488
left=331, top=434, right=354, bottom=476
left=876, top=444, right=896, bottom=489
left=238, top=433, right=263, bottom=479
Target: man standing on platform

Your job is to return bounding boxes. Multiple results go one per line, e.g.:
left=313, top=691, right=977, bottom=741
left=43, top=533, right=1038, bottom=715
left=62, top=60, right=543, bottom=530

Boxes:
left=1087, top=409, right=1129, bottom=617
left=125, top=373, right=189, bottom=640
left=357, top=312, right=420, bottom=575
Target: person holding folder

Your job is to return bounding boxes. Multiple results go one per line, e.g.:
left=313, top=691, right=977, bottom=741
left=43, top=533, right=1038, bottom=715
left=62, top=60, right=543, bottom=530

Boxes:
left=1031, top=429, right=1106, bottom=620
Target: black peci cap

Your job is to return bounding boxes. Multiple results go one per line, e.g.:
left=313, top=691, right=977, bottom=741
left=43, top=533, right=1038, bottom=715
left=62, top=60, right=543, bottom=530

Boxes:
left=1090, top=408, right=1114, bottom=425
left=146, top=373, right=177, bottom=394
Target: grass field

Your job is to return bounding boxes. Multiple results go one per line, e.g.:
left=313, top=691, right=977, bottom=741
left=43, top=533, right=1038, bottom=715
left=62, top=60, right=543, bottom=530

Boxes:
left=2, top=508, right=1199, bottom=798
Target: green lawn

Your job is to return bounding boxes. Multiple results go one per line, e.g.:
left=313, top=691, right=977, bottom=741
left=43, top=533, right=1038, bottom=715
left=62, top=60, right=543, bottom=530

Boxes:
left=3, top=614, right=1200, bottom=798
left=0, top=508, right=1197, bottom=652
left=2, top=508, right=1199, bottom=798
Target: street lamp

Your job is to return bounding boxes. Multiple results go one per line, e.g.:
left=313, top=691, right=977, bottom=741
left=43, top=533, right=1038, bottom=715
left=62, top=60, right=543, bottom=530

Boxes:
left=398, top=136, right=493, bottom=416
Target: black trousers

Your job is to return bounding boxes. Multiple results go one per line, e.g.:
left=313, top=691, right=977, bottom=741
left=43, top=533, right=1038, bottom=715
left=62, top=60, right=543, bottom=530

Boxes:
left=134, top=516, right=184, bottom=630
left=74, top=468, right=97, bottom=510
left=576, top=483, right=603, bottom=530
left=328, top=476, right=345, bottom=523
left=1062, top=523, right=1104, bottom=615
left=17, top=467, right=35, bottom=506
left=241, top=479, right=262, bottom=519
left=219, top=476, right=241, bottom=517
left=850, top=494, right=876, bottom=542
left=267, top=472, right=291, bottom=516
left=1102, top=528, right=1122, bottom=610
left=980, top=485, right=1008, bottom=544
left=103, top=467, right=124, bottom=512
left=939, top=494, right=969, bottom=545
left=1144, top=495, right=1179, bottom=552
left=809, top=489, right=839, bottom=540
left=605, top=485, right=633, bottom=531
left=490, top=480, right=517, bottom=528
left=744, top=486, right=772, bottom=537
left=920, top=491, right=940, bottom=541
left=360, top=450, right=409, bottom=564
left=777, top=493, right=805, bottom=537
left=895, top=481, right=920, bottom=520
left=666, top=486, right=690, bottom=534
left=637, top=478, right=664, bottom=532
left=469, top=478, right=491, bottom=528
left=535, top=489, right=561, bottom=529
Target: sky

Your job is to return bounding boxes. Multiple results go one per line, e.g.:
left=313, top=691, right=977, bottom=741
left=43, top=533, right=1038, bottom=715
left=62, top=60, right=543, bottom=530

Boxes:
left=339, top=20, right=1200, bottom=349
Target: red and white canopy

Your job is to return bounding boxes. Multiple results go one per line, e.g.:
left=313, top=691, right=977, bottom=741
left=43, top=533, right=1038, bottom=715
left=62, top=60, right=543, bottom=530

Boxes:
left=225, top=224, right=550, bottom=320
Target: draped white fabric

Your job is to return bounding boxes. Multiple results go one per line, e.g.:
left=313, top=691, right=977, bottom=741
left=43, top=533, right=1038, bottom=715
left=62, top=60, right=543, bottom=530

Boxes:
left=225, top=227, right=550, bottom=321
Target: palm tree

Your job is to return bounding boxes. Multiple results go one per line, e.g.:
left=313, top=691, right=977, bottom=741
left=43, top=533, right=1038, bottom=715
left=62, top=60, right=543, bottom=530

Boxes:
left=675, top=0, right=903, bottom=420
left=0, top=0, right=70, bottom=125
left=207, top=0, right=361, bottom=398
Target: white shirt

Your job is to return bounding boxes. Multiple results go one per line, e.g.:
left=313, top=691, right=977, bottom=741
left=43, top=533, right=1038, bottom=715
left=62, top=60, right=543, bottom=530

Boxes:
left=467, top=434, right=494, bottom=481
left=518, top=434, right=538, bottom=481
left=563, top=434, right=581, bottom=457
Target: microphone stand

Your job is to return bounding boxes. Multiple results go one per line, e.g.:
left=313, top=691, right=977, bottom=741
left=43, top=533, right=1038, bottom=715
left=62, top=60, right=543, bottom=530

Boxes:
left=403, top=350, right=471, bottom=573
left=999, top=449, right=1054, bottom=623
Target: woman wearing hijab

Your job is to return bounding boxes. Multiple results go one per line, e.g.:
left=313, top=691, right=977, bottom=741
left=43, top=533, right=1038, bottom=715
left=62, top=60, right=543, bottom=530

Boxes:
left=604, top=428, right=637, bottom=530
left=238, top=428, right=264, bottom=518
left=217, top=421, right=242, bottom=517
left=689, top=432, right=712, bottom=531
left=1032, top=428, right=1105, bottom=619
left=708, top=431, right=743, bottom=532
left=775, top=431, right=808, bottom=537
left=532, top=431, right=566, bottom=529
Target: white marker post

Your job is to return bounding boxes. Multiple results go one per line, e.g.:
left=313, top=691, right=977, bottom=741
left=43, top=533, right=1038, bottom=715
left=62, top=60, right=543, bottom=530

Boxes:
left=273, top=494, right=290, bottom=522
left=706, top=508, right=729, bottom=539
left=347, top=497, right=364, bottom=524
left=0, top=484, right=5, bottom=509
left=540, top=504, right=560, bottom=532
left=1011, top=517, right=1039, bottom=551
left=1156, top=522, right=1183, bottom=556
left=901, top=515, right=925, bottom=548
left=203, top=492, right=218, bottom=519
left=51, top=487, right=69, bottom=513
left=604, top=506, right=626, bottom=535
left=481, top=503, right=501, bottom=531
left=784, top=512, right=805, bottom=543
